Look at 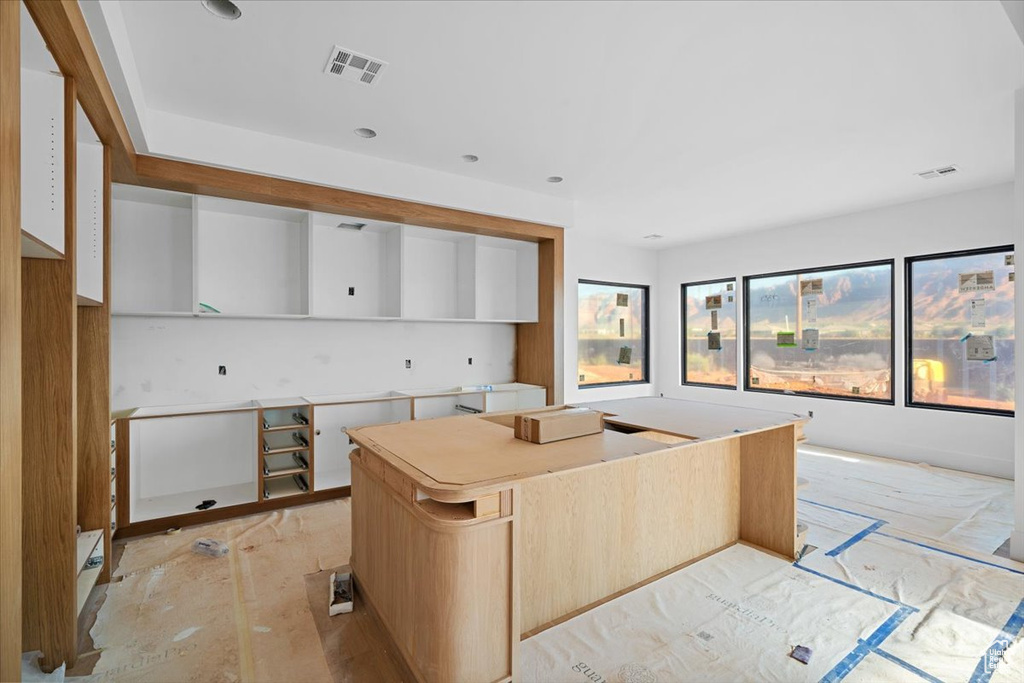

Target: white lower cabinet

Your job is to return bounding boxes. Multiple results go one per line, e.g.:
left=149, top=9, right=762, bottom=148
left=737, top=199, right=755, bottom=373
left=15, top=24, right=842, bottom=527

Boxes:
left=312, top=397, right=413, bottom=491
left=129, top=405, right=257, bottom=522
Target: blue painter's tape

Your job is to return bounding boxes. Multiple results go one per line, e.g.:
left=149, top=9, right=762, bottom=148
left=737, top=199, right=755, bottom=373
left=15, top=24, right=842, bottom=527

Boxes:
left=960, top=332, right=973, bottom=342
left=870, top=646, right=944, bottom=683
left=819, top=606, right=917, bottom=682
left=874, top=532, right=1024, bottom=576
left=863, top=606, right=915, bottom=647
left=792, top=564, right=911, bottom=608
left=798, top=498, right=886, bottom=522
left=825, top=520, right=886, bottom=557
left=969, top=598, right=1024, bottom=683
left=819, top=642, right=870, bottom=683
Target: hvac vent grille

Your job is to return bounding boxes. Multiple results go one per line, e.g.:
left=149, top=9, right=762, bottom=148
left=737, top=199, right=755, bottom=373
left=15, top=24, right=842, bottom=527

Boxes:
left=324, top=45, right=387, bottom=86
left=916, top=165, right=959, bottom=180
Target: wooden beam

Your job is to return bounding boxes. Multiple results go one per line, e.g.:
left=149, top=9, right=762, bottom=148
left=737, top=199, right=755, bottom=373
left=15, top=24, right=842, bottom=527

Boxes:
left=22, top=77, right=78, bottom=672
left=130, top=154, right=562, bottom=242
left=0, top=2, right=23, bottom=679
left=76, top=145, right=112, bottom=584
left=23, top=0, right=135, bottom=180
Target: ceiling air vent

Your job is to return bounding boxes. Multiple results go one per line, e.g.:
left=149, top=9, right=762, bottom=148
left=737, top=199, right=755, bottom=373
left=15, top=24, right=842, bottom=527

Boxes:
left=323, top=46, right=387, bottom=86
left=916, top=165, right=959, bottom=180
left=336, top=222, right=366, bottom=231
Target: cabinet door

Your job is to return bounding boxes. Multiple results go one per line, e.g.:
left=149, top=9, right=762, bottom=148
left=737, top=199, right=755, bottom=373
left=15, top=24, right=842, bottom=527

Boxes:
left=313, top=400, right=411, bottom=491
left=21, top=68, right=65, bottom=256
left=77, top=141, right=104, bottom=303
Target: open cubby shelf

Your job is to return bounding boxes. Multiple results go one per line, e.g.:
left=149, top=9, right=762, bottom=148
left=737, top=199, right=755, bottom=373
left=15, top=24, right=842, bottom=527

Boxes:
left=111, top=187, right=540, bottom=323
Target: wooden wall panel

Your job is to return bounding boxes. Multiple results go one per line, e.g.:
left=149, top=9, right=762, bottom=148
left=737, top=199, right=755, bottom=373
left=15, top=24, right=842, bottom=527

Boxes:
left=518, top=439, right=740, bottom=634
left=739, top=426, right=797, bottom=558
left=76, top=146, right=111, bottom=583
left=21, top=77, right=78, bottom=672
left=0, top=2, right=23, bottom=679
left=516, top=235, right=564, bottom=405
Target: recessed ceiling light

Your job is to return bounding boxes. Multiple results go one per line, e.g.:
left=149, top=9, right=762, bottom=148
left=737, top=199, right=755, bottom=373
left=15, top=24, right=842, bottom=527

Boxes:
left=461, top=154, right=479, bottom=163
left=201, top=0, right=242, bottom=20
left=546, top=176, right=563, bottom=183
left=643, top=234, right=663, bottom=240
left=354, top=127, right=377, bottom=139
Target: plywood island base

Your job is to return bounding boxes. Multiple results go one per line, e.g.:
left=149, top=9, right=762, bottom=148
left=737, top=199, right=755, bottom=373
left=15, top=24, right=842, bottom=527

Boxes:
left=347, top=397, right=807, bottom=683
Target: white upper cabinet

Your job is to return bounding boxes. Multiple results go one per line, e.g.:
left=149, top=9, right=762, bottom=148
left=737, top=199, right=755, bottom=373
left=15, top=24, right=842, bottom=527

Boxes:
left=110, top=187, right=541, bottom=323
left=111, top=185, right=194, bottom=315
left=309, top=212, right=402, bottom=319
left=402, top=226, right=477, bottom=321
left=20, top=6, right=64, bottom=258
left=475, top=236, right=538, bottom=322
left=77, top=105, right=104, bottom=304
left=195, top=196, right=310, bottom=317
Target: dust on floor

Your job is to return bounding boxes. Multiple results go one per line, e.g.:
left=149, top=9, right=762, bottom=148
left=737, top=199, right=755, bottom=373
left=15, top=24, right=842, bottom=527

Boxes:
left=67, top=498, right=403, bottom=682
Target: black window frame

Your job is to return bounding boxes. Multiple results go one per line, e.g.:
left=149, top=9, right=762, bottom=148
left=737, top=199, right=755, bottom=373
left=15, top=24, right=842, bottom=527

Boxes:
left=904, top=245, right=1015, bottom=418
left=577, top=278, right=651, bottom=389
left=681, top=277, right=738, bottom=390
left=742, top=258, right=896, bottom=405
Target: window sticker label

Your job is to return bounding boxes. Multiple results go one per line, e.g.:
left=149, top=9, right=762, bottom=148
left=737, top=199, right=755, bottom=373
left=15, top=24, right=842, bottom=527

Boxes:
left=617, top=346, right=632, bottom=365
left=707, top=331, right=722, bottom=351
left=1006, top=254, right=1014, bottom=266
left=777, top=331, right=797, bottom=347
left=958, top=271, right=995, bottom=294
left=711, top=310, right=719, bottom=331
left=970, top=298, right=986, bottom=329
left=705, top=294, right=722, bottom=310
left=804, top=299, right=817, bottom=324
left=726, top=283, right=734, bottom=291
left=966, top=334, right=995, bottom=362
left=616, top=293, right=629, bottom=307
left=800, top=278, right=823, bottom=296
left=802, top=329, right=819, bottom=351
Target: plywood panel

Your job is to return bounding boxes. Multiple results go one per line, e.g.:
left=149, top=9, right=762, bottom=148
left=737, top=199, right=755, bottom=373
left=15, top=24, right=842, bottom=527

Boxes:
left=351, top=462, right=513, bottom=683
left=739, top=425, right=797, bottom=558
left=0, top=2, right=23, bottom=679
left=518, top=439, right=741, bottom=634
left=77, top=145, right=110, bottom=583
left=21, top=76, right=78, bottom=671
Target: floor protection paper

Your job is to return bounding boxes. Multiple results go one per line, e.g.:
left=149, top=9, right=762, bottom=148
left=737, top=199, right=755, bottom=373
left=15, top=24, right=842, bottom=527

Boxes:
left=78, top=499, right=351, bottom=682
left=798, top=446, right=1013, bottom=554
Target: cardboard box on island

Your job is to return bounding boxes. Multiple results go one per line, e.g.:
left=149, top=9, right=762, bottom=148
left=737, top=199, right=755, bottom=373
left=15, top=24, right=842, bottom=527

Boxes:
left=513, top=408, right=604, bottom=444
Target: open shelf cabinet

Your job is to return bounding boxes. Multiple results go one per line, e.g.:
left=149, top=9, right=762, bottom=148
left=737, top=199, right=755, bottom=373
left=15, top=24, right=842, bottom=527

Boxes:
left=111, top=184, right=195, bottom=315
left=111, top=187, right=539, bottom=323
left=310, top=212, right=402, bottom=318
left=195, top=197, right=310, bottom=317
left=127, top=404, right=259, bottom=523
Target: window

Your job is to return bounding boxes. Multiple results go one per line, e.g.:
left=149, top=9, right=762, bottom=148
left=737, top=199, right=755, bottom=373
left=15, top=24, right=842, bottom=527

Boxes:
left=744, top=260, right=894, bottom=402
left=906, top=246, right=1014, bottom=415
left=578, top=280, right=649, bottom=387
left=682, top=279, right=737, bottom=388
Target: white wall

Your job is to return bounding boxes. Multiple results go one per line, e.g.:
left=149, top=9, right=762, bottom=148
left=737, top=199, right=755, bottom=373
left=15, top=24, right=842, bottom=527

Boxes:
left=111, top=317, right=516, bottom=411
left=564, top=228, right=659, bottom=404
left=656, top=183, right=1016, bottom=478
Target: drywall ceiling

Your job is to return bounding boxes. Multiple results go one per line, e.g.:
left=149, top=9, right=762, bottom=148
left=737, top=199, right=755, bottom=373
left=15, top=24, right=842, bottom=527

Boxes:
left=98, top=0, right=1022, bottom=246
